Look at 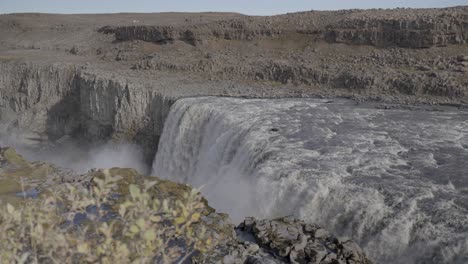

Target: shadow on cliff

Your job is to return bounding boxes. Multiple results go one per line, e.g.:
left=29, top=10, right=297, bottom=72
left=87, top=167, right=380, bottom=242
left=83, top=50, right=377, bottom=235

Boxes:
left=45, top=78, right=176, bottom=173
left=133, top=94, right=176, bottom=167
left=45, top=80, right=83, bottom=143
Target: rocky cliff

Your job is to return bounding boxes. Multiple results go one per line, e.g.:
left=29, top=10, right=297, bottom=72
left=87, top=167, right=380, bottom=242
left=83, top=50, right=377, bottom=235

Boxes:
left=325, top=8, right=468, bottom=48
left=132, top=49, right=468, bottom=99
left=101, top=7, right=468, bottom=49
left=0, top=61, right=174, bottom=163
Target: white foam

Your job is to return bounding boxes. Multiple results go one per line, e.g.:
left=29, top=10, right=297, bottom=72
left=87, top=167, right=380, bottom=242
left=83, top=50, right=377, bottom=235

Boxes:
left=152, top=97, right=468, bottom=264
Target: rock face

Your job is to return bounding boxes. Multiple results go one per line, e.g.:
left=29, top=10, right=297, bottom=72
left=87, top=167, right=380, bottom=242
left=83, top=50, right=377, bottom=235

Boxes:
left=132, top=50, right=467, bottom=99
left=101, top=7, right=468, bottom=49
left=0, top=62, right=175, bottom=163
left=325, top=8, right=468, bottom=48
left=0, top=62, right=78, bottom=140
left=99, top=19, right=284, bottom=45
left=198, top=216, right=371, bottom=264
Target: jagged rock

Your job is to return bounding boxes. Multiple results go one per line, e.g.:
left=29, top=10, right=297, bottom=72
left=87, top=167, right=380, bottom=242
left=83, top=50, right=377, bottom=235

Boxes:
left=196, top=217, right=371, bottom=264
left=325, top=12, right=468, bottom=48
left=100, top=7, right=468, bottom=49
left=457, top=55, right=468, bottom=62
left=0, top=62, right=175, bottom=163
left=69, top=46, right=79, bottom=55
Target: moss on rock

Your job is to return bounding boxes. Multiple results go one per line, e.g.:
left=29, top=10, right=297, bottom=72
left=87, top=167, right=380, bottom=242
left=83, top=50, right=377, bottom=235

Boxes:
left=1, top=148, right=28, bottom=166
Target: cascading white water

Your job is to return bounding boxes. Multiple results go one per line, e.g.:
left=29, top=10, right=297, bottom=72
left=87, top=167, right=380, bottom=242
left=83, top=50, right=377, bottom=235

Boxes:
left=152, top=97, right=468, bottom=264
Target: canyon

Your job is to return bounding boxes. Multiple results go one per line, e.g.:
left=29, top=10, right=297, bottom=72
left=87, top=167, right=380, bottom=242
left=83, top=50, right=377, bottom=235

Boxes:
left=0, top=6, right=467, bottom=263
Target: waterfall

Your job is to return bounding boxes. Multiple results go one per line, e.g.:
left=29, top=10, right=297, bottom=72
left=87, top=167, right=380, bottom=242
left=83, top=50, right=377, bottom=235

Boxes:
left=152, top=97, right=468, bottom=264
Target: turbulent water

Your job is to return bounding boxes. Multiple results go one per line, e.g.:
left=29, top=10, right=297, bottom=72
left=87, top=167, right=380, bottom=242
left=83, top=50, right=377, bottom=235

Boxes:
left=152, top=97, right=468, bottom=263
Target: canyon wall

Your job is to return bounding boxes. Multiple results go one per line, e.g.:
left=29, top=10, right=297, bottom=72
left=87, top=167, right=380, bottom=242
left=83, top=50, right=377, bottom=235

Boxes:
left=132, top=53, right=468, bottom=99
left=325, top=10, right=468, bottom=48
left=100, top=7, right=468, bottom=49
left=0, top=62, right=175, bottom=162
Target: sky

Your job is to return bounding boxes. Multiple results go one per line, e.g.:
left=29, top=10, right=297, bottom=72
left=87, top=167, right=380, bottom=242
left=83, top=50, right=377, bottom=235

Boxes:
left=0, top=0, right=466, bottom=15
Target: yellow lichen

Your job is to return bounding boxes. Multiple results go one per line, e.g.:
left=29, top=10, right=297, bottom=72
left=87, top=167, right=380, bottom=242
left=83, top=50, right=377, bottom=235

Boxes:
left=1, top=148, right=28, bottom=166
left=0, top=178, right=22, bottom=195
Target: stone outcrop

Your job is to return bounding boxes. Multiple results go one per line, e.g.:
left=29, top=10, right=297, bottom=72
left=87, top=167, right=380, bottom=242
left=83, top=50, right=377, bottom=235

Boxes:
left=75, top=71, right=174, bottom=162
left=99, top=25, right=193, bottom=45
left=0, top=62, right=78, bottom=140
left=100, top=7, right=468, bottom=49
left=131, top=50, right=467, bottom=100
left=98, top=19, right=283, bottom=46
left=324, top=8, right=468, bottom=48
left=197, top=216, right=371, bottom=264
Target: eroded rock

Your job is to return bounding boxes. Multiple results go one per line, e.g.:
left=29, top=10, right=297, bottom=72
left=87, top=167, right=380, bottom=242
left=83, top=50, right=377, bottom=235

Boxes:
left=197, top=216, right=371, bottom=264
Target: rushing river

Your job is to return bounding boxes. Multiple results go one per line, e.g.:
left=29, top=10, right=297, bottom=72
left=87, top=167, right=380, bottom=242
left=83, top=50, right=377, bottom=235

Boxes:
left=152, top=97, right=468, bottom=264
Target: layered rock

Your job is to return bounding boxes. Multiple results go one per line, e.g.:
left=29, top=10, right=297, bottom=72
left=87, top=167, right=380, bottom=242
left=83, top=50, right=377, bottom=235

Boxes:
left=98, top=19, right=283, bottom=46
left=0, top=62, right=79, bottom=141
left=0, top=62, right=175, bottom=162
left=75, top=71, right=174, bottom=161
left=100, top=7, right=468, bottom=49
left=132, top=50, right=467, bottom=100
left=325, top=8, right=468, bottom=48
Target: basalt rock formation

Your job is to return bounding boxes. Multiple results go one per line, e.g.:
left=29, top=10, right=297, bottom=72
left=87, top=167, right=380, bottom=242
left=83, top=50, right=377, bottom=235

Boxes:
left=198, top=217, right=371, bottom=264
left=100, top=7, right=468, bottom=49
left=324, top=8, right=468, bottom=48
left=0, top=62, right=174, bottom=163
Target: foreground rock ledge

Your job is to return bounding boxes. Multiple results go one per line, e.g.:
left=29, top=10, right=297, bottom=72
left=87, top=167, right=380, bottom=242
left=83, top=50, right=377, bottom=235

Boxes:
left=0, top=147, right=371, bottom=263
left=198, top=217, right=371, bottom=264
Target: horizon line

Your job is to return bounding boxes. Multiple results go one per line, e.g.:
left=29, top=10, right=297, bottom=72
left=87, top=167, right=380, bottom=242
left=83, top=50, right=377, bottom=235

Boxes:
left=0, top=5, right=466, bottom=16
left=0, top=5, right=468, bottom=16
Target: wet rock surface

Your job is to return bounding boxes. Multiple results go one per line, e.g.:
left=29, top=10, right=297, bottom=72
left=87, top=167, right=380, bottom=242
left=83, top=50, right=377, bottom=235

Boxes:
left=198, top=216, right=371, bottom=264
